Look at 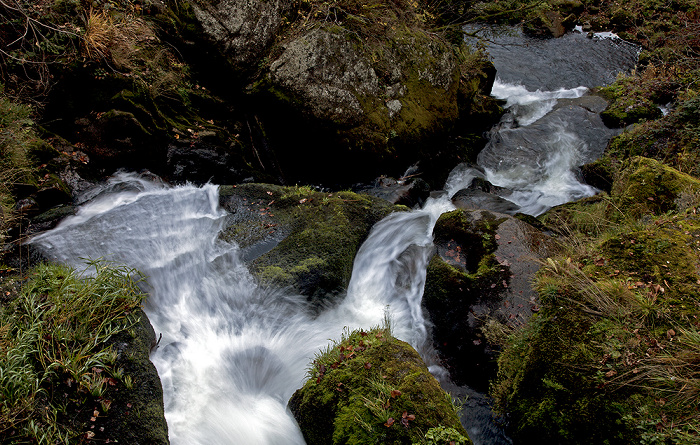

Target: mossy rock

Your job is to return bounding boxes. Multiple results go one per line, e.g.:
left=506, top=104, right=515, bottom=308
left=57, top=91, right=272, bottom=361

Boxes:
left=247, top=4, right=498, bottom=183
left=102, top=309, right=169, bottom=444
left=423, top=209, right=555, bottom=389
left=288, top=327, right=471, bottom=445
left=219, top=183, right=403, bottom=307
left=600, top=99, right=662, bottom=128
left=613, top=156, right=700, bottom=216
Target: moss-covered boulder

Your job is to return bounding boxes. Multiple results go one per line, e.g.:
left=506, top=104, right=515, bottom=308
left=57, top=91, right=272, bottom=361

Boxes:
left=219, top=183, right=404, bottom=306
left=422, top=209, right=556, bottom=390
left=613, top=156, right=700, bottom=217
left=247, top=0, right=499, bottom=183
left=102, top=309, right=169, bottom=444
left=288, top=326, right=471, bottom=445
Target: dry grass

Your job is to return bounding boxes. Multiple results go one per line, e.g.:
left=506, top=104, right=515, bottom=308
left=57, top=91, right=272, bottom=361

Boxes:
left=82, top=8, right=155, bottom=68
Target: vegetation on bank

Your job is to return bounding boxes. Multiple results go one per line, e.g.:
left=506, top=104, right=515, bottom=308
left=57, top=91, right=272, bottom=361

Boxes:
left=490, top=157, right=700, bottom=444
left=289, top=323, right=471, bottom=444
left=0, top=261, right=168, bottom=444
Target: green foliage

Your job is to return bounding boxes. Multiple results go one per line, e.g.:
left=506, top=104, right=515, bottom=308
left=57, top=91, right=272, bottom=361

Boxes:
left=0, top=88, right=40, bottom=244
left=0, top=260, right=146, bottom=444
left=413, top=425, right=471, bottom=445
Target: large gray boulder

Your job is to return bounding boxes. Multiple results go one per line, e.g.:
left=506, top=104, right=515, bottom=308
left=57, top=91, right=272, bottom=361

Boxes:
left=189, top=0, right=295, bottom=73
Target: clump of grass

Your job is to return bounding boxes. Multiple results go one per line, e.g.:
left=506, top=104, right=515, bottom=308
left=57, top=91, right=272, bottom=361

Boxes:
left=0, top=260, right=145, bottom=443
left=0, top=89, right=38, bottom=246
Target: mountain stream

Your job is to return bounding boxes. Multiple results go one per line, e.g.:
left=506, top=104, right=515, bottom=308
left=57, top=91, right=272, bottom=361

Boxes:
left=31, top=27, right=640, bottom=445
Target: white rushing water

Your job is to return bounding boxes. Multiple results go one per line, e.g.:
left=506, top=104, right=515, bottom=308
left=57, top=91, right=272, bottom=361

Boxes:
left=30, top=169, right=479, bottom=444
left=476, top=79, right=600, bottom=215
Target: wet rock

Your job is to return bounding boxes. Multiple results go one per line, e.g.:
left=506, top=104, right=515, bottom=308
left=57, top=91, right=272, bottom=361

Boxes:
left=360, top=176, right=431, bottom=208
left=219, top=184, right=403, bottom=308
left=451, top=189, right=520, bottom=215
left=422, top=209, right=557, bottom=390
left=477, top=95, right=617, bottom=191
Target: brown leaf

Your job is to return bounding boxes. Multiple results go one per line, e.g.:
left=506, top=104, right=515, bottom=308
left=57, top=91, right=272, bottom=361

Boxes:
left=605, top=370, right=617, bottom=378
left=384, top=418, right=395, bottom=427
left=364, top=362, right=372, bottom=369
left=407, top=414, right=415, bottom=421
left=390, top=390, right=402, bottom=398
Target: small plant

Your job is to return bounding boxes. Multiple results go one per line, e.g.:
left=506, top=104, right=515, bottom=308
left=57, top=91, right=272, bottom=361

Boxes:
left=414, top=425, right=471, bottom=445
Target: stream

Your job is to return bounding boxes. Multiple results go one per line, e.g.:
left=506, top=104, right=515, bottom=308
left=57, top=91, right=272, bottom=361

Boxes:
left=31, top=27, right=639, bottom=445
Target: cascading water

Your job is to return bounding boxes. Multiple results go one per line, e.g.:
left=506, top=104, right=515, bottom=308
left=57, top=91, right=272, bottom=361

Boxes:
left=30, top=169, right=478, bottom=444
left=30, top=26, right=642, bottom=445
left=465, top=26, right=640, bottom=215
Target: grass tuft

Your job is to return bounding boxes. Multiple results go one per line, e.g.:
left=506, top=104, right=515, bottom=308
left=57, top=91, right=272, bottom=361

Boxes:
left=0, top=260, right=145, bottom=443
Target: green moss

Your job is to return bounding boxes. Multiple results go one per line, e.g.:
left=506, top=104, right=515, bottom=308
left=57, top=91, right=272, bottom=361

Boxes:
left=220, top=183, right=403, bottom=305
left=289, top=327, right=471, bottom=445
left=613, top=157, right=700, bottom=216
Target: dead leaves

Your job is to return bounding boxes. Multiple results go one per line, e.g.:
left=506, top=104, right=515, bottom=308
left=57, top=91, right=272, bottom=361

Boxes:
left=385, top=411, right=416, bottom=428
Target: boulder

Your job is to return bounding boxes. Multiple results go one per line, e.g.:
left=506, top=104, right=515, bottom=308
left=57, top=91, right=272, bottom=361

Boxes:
left=247, top=1, right=498, bottom=183
left=219, top=183, right=404, bottom=307
left=187, top=0, right=295, bottom=76
left=422, top=209, right=556, bottom=389
left=289, top=326, right=472, bottom=445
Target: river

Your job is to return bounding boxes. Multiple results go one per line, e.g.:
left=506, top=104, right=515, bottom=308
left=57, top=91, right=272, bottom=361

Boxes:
left=30, top=27, right=639, bottom=445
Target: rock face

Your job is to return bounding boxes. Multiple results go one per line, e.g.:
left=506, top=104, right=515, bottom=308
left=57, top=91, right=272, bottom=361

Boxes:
left=422, top=209, right=556, bottom=389
left=189, top=0, right=295, bottom=75
left=289, top=326, right=472, bottom=445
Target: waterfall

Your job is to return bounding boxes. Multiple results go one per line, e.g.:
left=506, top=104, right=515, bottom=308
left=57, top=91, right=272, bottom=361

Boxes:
left=30, top=167, right=480, bottom=444
left=29, top=27, right=640, bottom=445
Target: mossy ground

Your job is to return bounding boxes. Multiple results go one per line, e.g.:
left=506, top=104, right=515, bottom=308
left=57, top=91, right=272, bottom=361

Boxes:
left=493, top=155, right=700, bottom=443
left=289, top=325, right=471, bottom=445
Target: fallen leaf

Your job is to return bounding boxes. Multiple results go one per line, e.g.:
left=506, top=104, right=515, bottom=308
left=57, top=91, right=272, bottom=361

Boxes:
left=390, top=390, right=402, bottom=398
left=384, top=418, right=395, bottom=427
